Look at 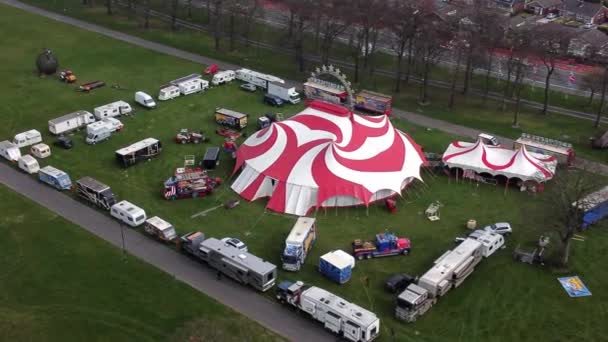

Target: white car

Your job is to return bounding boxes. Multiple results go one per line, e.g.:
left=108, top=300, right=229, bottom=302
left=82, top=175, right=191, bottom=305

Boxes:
left=546, top=13, right=558, bottom=20
left=483, top=222, right=512, bottom=236
left=221, top=237, right=248, bottom=252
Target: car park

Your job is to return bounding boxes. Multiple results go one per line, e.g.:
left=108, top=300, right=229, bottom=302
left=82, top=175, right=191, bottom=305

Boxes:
left=240, top=83, right=257, bottom=92
left=264, top=94, right=284, bottom=107
left=221, top=237, right=248, bottom=252
left=482, top=222, right=512, bottom=236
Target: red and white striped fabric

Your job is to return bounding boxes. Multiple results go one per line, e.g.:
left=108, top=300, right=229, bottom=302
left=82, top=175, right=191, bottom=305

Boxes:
left=231, top=101, right=426, bottom=216
left=442, top=139, right=557, bottom=182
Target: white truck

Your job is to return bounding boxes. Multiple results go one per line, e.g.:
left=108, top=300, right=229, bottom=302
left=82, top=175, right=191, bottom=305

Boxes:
left=212, top=70, right=235, bottom=85
left=282, top=217, right=317, bottom=271
left=395, top=238, right=484, bottom=322
left=235, top=68, right=284, bottom=89
left=48, top=110, right=96, bottom=135
left=267, top=81, right=300, bottom=104
left=13, top=129, right=42, bottom=148
left=93, top=100, right=132, bottom=119
left=277, top=281, right=380, bottom=342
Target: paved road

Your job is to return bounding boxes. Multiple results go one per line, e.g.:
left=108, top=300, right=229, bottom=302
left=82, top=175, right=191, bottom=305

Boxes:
left=0, top=162, right=333, bottom=342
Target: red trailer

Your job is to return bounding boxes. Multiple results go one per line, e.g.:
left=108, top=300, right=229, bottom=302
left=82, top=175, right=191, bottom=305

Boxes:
left=163, top=168, right=221, bottom=200
left=355, top=90, right=392, bottom=116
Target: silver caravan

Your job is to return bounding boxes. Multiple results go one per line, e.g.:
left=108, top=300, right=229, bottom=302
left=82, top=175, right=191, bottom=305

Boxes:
left=48, top=110, right=96, bottom=135
left=93, top=100, right=132, bottom=119
left=198, top=237, right=277, bottom=292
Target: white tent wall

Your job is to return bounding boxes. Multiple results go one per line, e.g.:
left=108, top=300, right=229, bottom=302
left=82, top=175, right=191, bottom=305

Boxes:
left=255, top=176, right=277, bottom=200
left=230, top=166, right=260, bottom=195
left=284, top=183, right=318, bottom=216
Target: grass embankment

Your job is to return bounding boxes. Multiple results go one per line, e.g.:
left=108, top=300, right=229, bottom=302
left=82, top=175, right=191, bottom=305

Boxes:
left=1, top=4, right=608, bottom=341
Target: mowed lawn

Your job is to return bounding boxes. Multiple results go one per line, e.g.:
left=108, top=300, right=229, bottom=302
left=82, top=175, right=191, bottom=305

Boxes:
left=1, top=4, right=608, bottom=342
left=0, top=186, right=283, bottom=342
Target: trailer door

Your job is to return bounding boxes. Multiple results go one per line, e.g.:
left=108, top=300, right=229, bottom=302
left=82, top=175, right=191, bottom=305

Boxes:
left=344, top=321, right=361, bottom=341
left=324, top=311, right=341, bottom=334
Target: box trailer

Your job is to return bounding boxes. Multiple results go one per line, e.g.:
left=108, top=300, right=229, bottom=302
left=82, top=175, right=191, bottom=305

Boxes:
left=115, top=138, right=162, bottom=168
left=18, top=155, right=39, bottom=174
left=319, top=250, right=355, bottom=284
left=235, top=68, right=284, bottom=89
left=38, top=165, right=72, bottom=191
left=282, top=217, right=317, bottom=271
left=202, top=147, right=220, bottom=170
left=198, top=237, right=277, bottom=292
left=575, top=185, right=608, bottom=229
left=277, top=281, right=380, bottom=342
left=0, top=141, right=21, bottom=162
left=267, top=82, right=300, bottom=104
left=13, top=129, right=42, bottom=148
left=178, top=79, right=208, bottom=95
left=110, top=200, right=147, bottom=227
left=514, top=133, right=575, bottom=165
left=355, top=90, right=392, bottom=116
left=144, top=216, right=177, bottom=242
left=214, top=108, right=248, bottom=129
left=48, top=110, right=96, bottom=135
left=211, top=70, right=235, bottom=85
left=76, top=176, right=116, bottom=210
left=158, top=85, right=180, bottom=101
left=30, top=143, right=51, bottom=159
left=93, top=100, right=132, bottom=119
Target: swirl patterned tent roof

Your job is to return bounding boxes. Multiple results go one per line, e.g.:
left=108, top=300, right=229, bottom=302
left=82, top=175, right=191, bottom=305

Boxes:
left=231, top=101, right=426, bottom=216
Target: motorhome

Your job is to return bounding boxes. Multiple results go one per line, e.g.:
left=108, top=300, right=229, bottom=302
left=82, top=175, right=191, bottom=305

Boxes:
left=18, top=155, right=39, bottom=174
left=158, top=85, right=180, bottom=101
left=282, top=217, right=317, bottom=271
left=0, top=141, right=21, bottom=162
left=198, top=237, right=277, bottom=292
left=144, top=216, right=177, bottom=242
left=48, top=110, right=95, bottom=135
left=38, top=166, right=72, bottom=191
left=211, top=70, right=235, bottom=85
left=30, top=143, right=51, bottom=159
left=115, top=138, right=162, bottom=167
left=13, top=129, right=42, bottom=148
left=178, top=79, right=208, bottom=95
left=93, top=100, right=132, bottom=119
left=76, top=177, right=116, bottom=210
left=235, top=68, right=284, bottom=89
left=110, top=200, right=147, bottom=227
left=85, top=121, right=112, bottom=144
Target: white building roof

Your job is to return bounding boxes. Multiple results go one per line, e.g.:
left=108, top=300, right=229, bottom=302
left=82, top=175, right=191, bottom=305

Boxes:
left=115, top=138, right=159, bottom=156
left=304, top=286, right=378, bottom=328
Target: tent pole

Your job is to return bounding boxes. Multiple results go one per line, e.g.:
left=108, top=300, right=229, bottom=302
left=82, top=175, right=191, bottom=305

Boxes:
left=504, top=178, right=509, bottom=196
left=366, top=205, right=369, bottom=217
left=456, top=169, right=459, bottom=184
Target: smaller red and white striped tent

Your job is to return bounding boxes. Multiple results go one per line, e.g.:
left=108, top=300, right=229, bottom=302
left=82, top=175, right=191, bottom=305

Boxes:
left=442, top=139, right=557, bottom=183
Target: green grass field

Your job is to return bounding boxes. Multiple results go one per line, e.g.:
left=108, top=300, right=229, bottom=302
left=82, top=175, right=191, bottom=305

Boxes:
left=0, top=186, right=282, bottom=342
left=2, top=3, right=608, bottom=341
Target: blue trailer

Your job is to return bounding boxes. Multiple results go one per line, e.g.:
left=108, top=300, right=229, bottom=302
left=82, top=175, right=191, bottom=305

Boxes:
left=38, top=165, right=72, bottom=190
left=578, top=186, right=608, bottom=229
left=319, top=250, right=355, bottom=284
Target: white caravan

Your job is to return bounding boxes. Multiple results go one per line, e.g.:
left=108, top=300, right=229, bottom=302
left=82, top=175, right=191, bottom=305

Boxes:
left=0, top=141, right=21, bottom=161
left=467, top=230, right=505, bottom=258
left=13, top=129, right=42, bottom=148
left=18, top=155, right=40, bottom=174
left=134, top=91, right=157, bottom=109
left=30, top=143, right=51, bottom=159
left=212, top=70, right=235, bottom=85
left=158, top=85, right=180, bottom=101
left=110, top=200, right=147, bottom=227
left=48, top=110, right=96, bottom=135
left=178, top=78, right=209, bottom=95
left=93, top=100, right=132, bottom=119
left=235, top=68, right=284, bottom=89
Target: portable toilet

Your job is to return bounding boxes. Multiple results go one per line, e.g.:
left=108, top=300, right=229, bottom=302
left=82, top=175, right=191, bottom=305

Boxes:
left=18, top=155, right=40, bottom=174
left=319, top=250, right=356, bottom=284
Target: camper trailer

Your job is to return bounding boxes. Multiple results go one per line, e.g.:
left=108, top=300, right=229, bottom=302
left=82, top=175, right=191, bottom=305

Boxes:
left=144, top=216, right=177, bottom=242
left=235, top=68, right=284, bottom=89
left=211, top=70, right=236, bottom=85
left=158, top=85, right=180, bottom=101
left=76, top=177, right=116, bottom=210
left=18, top=155, right=39, bottom=174
left=178, top=79, right=208, bottom=95
left=93, top=100, right=132, bottom=119
left=110, top=200, right=147, bottom=227
left=38, top=166, right=72, bottom=191
left=115, top=138, right=162, bottom=168
left=13, top=129, right=42, bottom=148
left=0, top=141, right=21, bottom=162
left=30, top=143, right=51, bottom=159
left=48, top=110, right=95, bottom=135
left=198, top=237, right=277, bottom=292
left=467, top=230, right=505, bottom=258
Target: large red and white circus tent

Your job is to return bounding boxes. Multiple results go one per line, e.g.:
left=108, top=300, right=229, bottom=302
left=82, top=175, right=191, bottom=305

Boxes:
left=442, top=139, right=557, bottom=183
left=231, top=101, right=427, bottom=216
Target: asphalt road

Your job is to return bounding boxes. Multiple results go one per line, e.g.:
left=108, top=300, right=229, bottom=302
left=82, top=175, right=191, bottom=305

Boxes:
left=0, top=162, right=334, bottom=341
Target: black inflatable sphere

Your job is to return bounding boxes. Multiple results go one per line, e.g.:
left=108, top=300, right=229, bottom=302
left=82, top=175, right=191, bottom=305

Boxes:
left=36, top=48, right=58, bottom=75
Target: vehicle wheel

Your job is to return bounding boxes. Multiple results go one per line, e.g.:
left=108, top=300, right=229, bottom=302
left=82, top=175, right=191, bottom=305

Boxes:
left=366, top=254, right=371, bottom=259
left=192, top=192, right=198, bottom=199
left=403, top=249, right=409, bottom=255
left=181, top=140, right=186, bottom=144
left=357, top=255, right=363, bottom=260
left=194, top=140, right=200, bottom=144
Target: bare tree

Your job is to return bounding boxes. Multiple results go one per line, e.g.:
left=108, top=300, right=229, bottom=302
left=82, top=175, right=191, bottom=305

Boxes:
left=318, top=0, right=350, bottom=65
left=186, top=0, right=193, bottom=19
left=171, top=0, right=179, bottom=31
left=448, top=39, right=467, bottom=110
left=143, top=0, right=150, bottom=29
left=415, top=6, right=447, bottom=105
left=500, top=28, right=530, bottom=112
left=239, top=0, right=260, bottom=46
left=212, top=0, right=224, bottom=50
left=347, top=27, right=364, bottom=83
left=478, top=11, right=507, bottom=102
left=511, top=57, right=530, bottom=127
left=282, top=0, right=313, bottom=72
left=105, top=0, right=112, bottom=15
left=532, top=26, right=567, bottom=115
left=387, top=0, right=419, bottom=92
left=580, top=68, right=604, bottom=106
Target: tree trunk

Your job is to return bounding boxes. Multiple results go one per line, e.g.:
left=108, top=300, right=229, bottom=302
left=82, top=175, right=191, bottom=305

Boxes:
left=229, top=13, right=235, bottom=51
left=449, top=48, right=462, bottom=110
left=187, top=0, right=192, bottom=19
left=395, top=40, right=405, bottom=93
left=542, top=66, right=554, bottom=115
left=462, top=46, right=473, bottom=95
left=596, top=69, right=608, bottom=128
left=501, top=56, right=514, bottom=112
left=206, top=0, right=211, bottom=25
left=213, top=1, right=222, bottom=50
left=561, top=237, right=572, bottom=267
left=287, top=11, right=294, bottom=39
left=295, top=19, right=305, bottom=72
left=127, top=0, right=133, bottom=20
left=483, top=51, right=494, bottom=103
left=313, top=16, right=321, bottom=53
left=588, top=89, right=595, bottom=106
left=144, top=0, right=150, bottom=29
left=171, top=0, right=178, bottom=31
left=106, top=0, right=112, bottom=15
left=513, top=65, right=524, bottom=127
left=419, top=59, right=431, bottom=104
left=405, top=38, right=414, bottom=84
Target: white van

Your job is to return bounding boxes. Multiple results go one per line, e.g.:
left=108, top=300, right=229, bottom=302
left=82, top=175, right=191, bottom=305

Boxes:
left=135, top=91, right=156, bottom=109
left=178, top=79, right=208, bottom=95
left=86, top=121, right=112, bottom=144
left=0, top=141, right=21, bottom=162
left=158, top=85, right=180, bottom=101
left=111, top=200, right=147, bottom=227
left=31, top=143, right=51, bottom=159
left=212, top=70, right=235, bottom=85
left=18, top=154, right=40, bottom=174
left=93, top=100, right=132, bottom=119
left=13, top=129, right=42, bottom=148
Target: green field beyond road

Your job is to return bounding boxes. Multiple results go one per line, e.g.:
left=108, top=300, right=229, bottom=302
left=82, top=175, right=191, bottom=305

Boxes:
left=1, top=3, right=608, bottom=341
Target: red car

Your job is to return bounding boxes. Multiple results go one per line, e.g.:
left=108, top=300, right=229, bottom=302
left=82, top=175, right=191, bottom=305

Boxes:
left=203, top=64, right=219, bottom=75
left=215, top=128, right=241, bottom=140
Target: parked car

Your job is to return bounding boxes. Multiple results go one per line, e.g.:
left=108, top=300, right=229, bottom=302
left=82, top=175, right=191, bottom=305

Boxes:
left=55, top=136, right=73, bottom=149
left=482, top=222, right=512, bottom=236
left=264, top=94, right=284, bottom=107
left=240, top=83, right=257, bottom=92
left=546, top=13, right=558, bottom=20
left=385, top=273, right=416, bottom=293
left=221, top=237, right=248, bottom=252
left=204, top=64, right=219, bottom=75
left=583, top=22, right=595, bottom=29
